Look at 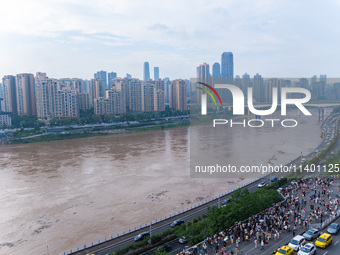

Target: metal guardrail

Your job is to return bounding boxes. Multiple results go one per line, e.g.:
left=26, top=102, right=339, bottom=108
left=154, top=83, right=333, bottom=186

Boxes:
left=310, top=208, right=340, bottom=230
left=56, top=177, right=265, bottom=255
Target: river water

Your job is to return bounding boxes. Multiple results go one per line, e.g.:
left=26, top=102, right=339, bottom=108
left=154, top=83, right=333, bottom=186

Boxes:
left=0, top=108, right=325, bottom=254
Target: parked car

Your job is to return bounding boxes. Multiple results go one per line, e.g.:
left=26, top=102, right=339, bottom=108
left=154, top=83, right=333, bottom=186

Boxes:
left=327, top=223, right=340, bottom=235
left=288, top=235, right=305, bottom=251
left=315, top=233, right=332, bottom=249
left=258, top=182, right=266, bottom=188
left=270, top=177, right=278, bottom=182
left=303, top=228, right=320, bottom=241
left=170, top=219, right=184, bottom=227
left=156, top=243, right=171, bottom=252
left=298, top=243, right=316, bottom=255
left=179, top=236, right=187, bottom=244
left=134, top=231, right=150, bottom=241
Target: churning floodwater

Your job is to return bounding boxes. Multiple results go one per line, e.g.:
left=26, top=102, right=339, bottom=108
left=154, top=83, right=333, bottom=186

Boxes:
left=0, top=108, right=324, bottom=254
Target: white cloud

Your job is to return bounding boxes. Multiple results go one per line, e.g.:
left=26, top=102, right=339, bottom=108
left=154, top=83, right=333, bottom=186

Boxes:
left=0, top=0, right=340, bottom=79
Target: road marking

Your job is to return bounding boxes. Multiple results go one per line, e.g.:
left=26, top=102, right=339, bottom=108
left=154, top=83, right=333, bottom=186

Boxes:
left=335, top=240, right=338, bottom=245
left=323, top=252, right=327, bottom=255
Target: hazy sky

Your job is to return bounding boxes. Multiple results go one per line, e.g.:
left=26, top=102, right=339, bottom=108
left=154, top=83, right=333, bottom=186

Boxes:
left=1, top=0, right=340, bottom=80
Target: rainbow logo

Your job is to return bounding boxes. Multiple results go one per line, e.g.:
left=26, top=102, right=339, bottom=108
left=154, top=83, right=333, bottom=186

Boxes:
left=197, top=82, right=223, bottom=107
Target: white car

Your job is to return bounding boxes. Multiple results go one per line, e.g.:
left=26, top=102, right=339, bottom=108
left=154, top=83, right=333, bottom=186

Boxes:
left=179, top=236, right=187, bottom=244
left=298, top=243, right=316, bottom=255
left=258, top=182, right=266, bottom=188
left=288, top=235, right=305, bottom=251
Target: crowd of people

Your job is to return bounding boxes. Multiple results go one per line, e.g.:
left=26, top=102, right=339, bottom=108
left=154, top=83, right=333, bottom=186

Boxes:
left=178, top=177, right=339, bottom=255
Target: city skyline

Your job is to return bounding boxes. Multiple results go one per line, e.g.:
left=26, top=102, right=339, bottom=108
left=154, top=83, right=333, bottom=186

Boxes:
left=1, top=1, right=340, bottom=80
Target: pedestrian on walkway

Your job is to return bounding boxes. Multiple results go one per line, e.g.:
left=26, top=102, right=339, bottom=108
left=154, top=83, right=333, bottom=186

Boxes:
left=254, top=239, right=257, bottom=248
left=261, top=239, right=264, bottom=250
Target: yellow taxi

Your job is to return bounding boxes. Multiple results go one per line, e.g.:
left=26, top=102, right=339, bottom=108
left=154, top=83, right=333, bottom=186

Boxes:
left=315, top=232, right=332, bottom=249
left=275, top=245, right=293, bottom=255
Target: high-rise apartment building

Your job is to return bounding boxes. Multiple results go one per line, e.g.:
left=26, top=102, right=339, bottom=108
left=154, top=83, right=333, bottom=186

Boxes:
left=94, top=97, right=109, bottom=115
left=35, top=73, right=79, bottom=120
left=156, top=89, right=165, bottom=112
left=154, top=67, right=159, bottom=80
left=35, top=74, right=58, bottom=120
left=112, top=79, right=127, bottom=115
left=221, top=52, right=234, bottom=79
left=169, top=79, right=187, bottom=111
left=241, top=73, right=251, bottom=95
left=253, top=73, right=263, bottom=103
left=108, top=72, right=117, bottom=90
left=0, top=114, right=11, bottom=127
left=143, top=62, right=150, bottom=81
left=59, top=78, right=83, bottom=92
left=91, top=79, right=106, bottom=100
left=2, top=75, right=17, bottom=113
left=15, top=73, right=36, bottom=116
left=142, top=81, right=156, bottom=112
left=107, top=88, right=124, bottom=115
left=196, top=63, right=210, bottom=79
left=129, top=79, right=142, bottom=112
left=94, top=70, right=107, bottom=89
left=82, top=79, right=91, bottom=93
left=78, top=92, right=92, bottom=111
left=55, top=87, right=79, bottom=118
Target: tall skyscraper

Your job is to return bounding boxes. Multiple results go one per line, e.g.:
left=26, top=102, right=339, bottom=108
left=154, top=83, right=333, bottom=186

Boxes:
left=82, top=79, right=91, bottom=93
left=15, top=73, right=36, bottom=116
left=78, top=92, right=92, bottom=111
left=113, top=78, right=129, bottom=113
left=154, top=67, right=159, bottom=80
left=143, top=62, right=150, bottom=81
left=129, top=79, right=142, bottom=112
left=55, top=87, right=79, bottom=118
left=164, top=77, right=171, bottom=104
left=241, top=73, right=250, bottom=95
left=35, top=72, right=48, bottom=119
left=196, top=63, right=210, bottom=79
left=253, top=73, right=263, bottom=103
left=91, top=79, right=106, bottom=100
left=319, top=74, right=327, bottom=100
left=94, top=70, right=107, bottom=89
left=142, top=81, right=156, bottom=112
left=2, top=75, right=17, bottom=113
left=108, top=72, right=117, bottom=89
left=212, top=63, right=221, bottom=78
left=221, top=52, right=234, bottom=79
left=169, top=79, right=187, bottom=111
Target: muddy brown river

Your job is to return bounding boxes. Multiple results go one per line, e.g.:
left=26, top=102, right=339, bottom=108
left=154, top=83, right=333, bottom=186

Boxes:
left=0, top=108, right=325, bottom=254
